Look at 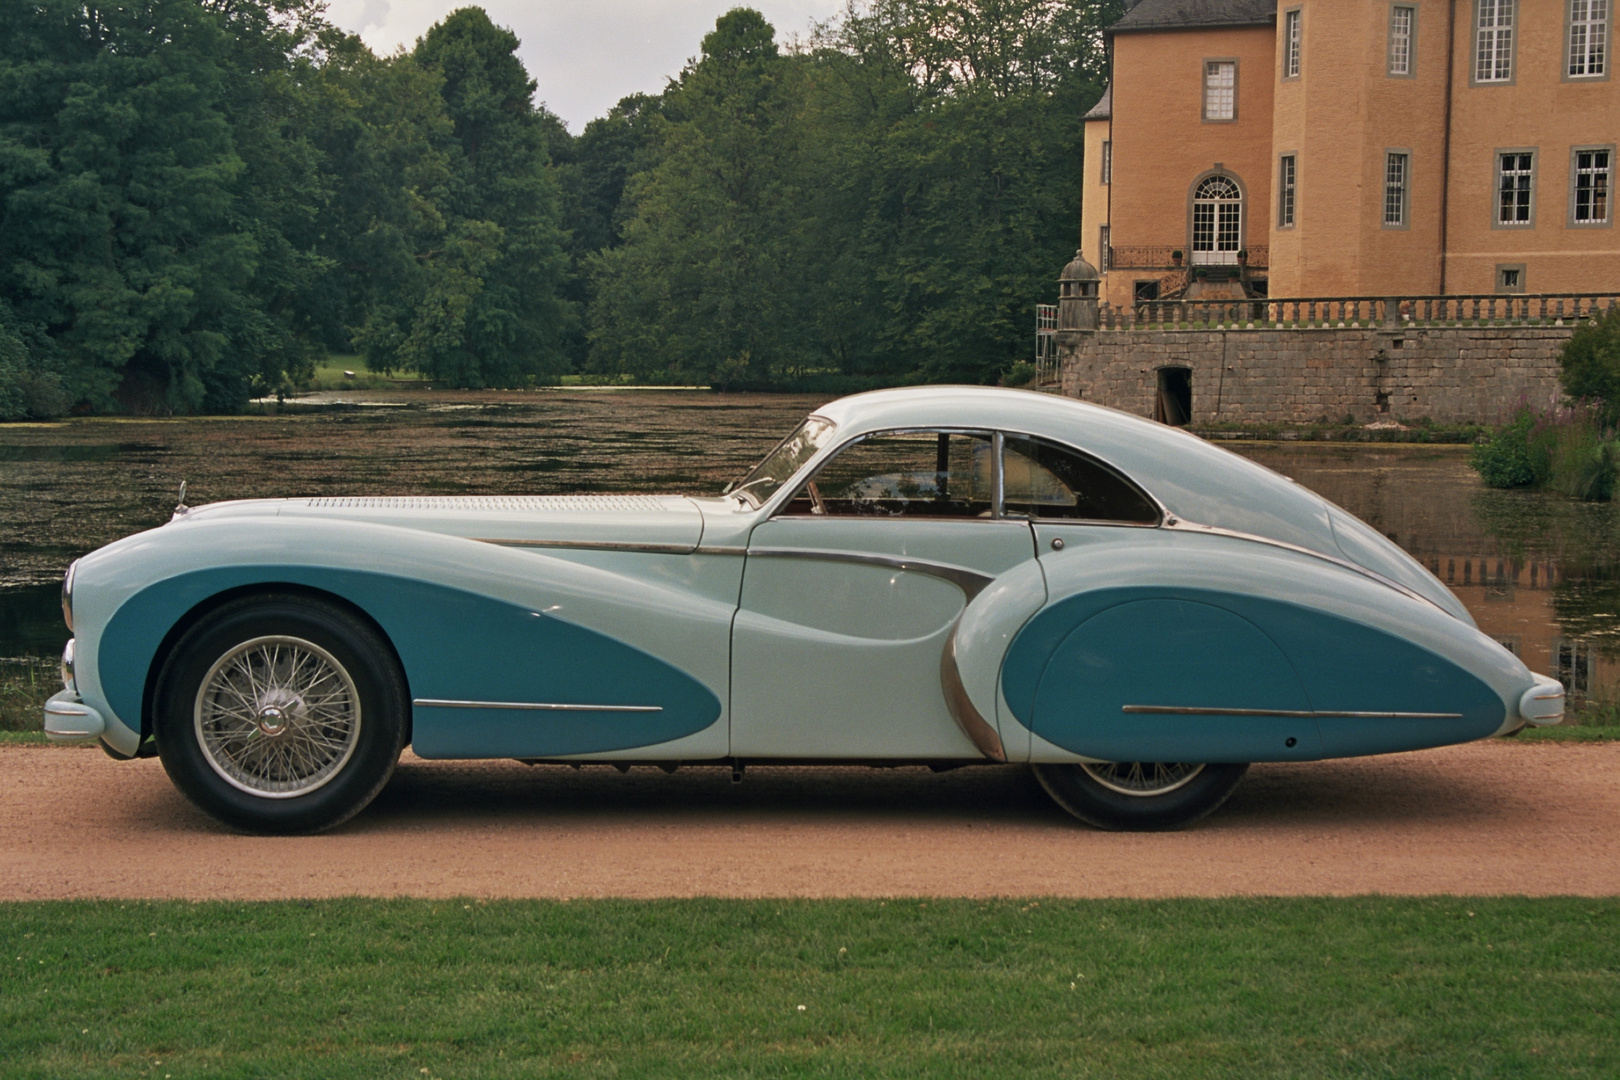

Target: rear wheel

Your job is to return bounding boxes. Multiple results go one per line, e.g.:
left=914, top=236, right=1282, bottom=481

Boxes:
left=1032, top=760, right=1248, bottom=831
left=155, top=594, right=407, bottom=834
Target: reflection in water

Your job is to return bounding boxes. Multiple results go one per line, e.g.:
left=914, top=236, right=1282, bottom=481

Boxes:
left=3, top=409, right=1620, bottom=710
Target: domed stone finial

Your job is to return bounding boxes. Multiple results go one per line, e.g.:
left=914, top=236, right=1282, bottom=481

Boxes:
left=1058, top=249, right=1100, bottom=331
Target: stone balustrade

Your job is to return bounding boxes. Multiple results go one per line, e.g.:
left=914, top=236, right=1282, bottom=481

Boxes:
left=1095, top=291, right=1620, bottom=332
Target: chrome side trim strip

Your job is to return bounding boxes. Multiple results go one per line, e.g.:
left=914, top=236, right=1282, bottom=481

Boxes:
left=472, top=538, right=694, bottom=555
left=940, top=625, right=1006, bottom=761
left=414, top=698, right=663, bottom=713
left=1122, top=705, right=1464, bottom=719
left=745, top=548, right=996, bottom=601
left=696, top=545, right=749, bottom=556
left=1161, top=519, right=1445, bottom=613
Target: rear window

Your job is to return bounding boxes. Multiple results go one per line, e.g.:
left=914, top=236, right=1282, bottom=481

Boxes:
left=1003, top=435, right=1159, bottom=524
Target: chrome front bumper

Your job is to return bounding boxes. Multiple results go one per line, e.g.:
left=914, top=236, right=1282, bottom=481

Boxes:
left=43, top=690, right=106, bottom=744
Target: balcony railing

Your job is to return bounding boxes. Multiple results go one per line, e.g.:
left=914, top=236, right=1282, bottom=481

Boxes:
left=1108, top=245, right=1269, bottom=270
left=1089, top=292, right=1619, bottom=332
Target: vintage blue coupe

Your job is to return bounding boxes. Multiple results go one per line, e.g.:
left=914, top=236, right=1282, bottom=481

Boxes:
left=45, top=387, right=1565, bottom=832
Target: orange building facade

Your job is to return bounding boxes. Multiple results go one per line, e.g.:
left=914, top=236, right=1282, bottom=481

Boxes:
left=1083, top=0, right=1620, bottom=307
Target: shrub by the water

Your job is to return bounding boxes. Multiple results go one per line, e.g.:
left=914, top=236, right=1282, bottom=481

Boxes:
left=1471, top=409, right=1545, bottom=488
left=1472, top=400, right=1620, bottom=499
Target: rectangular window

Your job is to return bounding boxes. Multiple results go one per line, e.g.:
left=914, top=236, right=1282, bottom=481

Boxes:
left=1384, top=152, right=1409, bottom=226
left=1389, top=6, right=1415, bottom=74
left=1284, top=9, right=1302, bottom=77
left=1100, top=140, right=1111, bottom=184
left=1476, top=0, right=1515, bottom=82
left=1099, top=225, right=1110, bottom=271
left=1204, top=61, right=1236, bottom=120
left=1279, top=155, right=1297, bottom=226
left=1573, top=148, right=1612, bottom=223
left=1497, top=151, right=1535, bottom=225
left=1569, top=0, right=1609, bottom=77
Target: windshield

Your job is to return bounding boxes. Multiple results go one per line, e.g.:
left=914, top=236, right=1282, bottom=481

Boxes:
left=731, top=416, right=837, bottom=507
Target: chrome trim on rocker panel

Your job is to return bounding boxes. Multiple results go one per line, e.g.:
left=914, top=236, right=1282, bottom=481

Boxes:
left=743, top=548, right=996, bottom=601
left=1162, top=519, right=1444, bottom=613
left=941, top=625, right=1006, bottom=761
left=414, top=698, right=664, bottom=713
left=1122, top=705, right=1464, bottom=719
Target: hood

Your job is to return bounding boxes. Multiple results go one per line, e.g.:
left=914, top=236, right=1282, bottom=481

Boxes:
left=175, top=494, right=705, bottom=553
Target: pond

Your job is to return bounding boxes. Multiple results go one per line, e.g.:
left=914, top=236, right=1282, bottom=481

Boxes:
left=3, top=389, right=1618, bottom=712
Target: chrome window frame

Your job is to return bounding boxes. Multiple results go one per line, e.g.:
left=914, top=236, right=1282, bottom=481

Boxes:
left=764, top=426, right=1166, bottom=529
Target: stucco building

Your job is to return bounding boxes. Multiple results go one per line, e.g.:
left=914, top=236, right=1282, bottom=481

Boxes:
left=1081, top=0, right=1618, bottom=306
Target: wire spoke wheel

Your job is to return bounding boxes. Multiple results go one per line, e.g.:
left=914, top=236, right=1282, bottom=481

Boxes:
left=1078, top=760, right=1204, bottom=797
left=194, top=635, right=361, bottom=798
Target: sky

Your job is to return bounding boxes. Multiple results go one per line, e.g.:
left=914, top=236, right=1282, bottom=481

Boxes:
left=323, top=0, right=847, bottom=132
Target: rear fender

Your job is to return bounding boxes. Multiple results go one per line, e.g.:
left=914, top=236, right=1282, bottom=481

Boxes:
left=1003, top=531, right=1528, bottom=763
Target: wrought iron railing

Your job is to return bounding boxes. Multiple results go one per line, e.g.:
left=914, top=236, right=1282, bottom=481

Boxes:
left=1091, top=291, right=1619, bottom=331
left=1108, top=245, right=1269, bottom=270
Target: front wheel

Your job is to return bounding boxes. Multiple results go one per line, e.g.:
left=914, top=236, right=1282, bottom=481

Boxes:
left=154, top=594, right=408, bottom=834
left=1032, top=760, right=1249, bottom=831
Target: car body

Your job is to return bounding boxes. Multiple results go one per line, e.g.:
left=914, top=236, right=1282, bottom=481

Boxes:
left=46, top=386, right=1565, bottom=832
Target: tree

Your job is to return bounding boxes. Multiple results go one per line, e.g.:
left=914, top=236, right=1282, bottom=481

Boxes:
left=588, top=9, right=808, bottom=387
left=0, top=0, right=337, bottom=413
left=352, top=7, right=574, bottom=387
left=583, top=1, right=1118, bottom=387
left=1560, top=305, right=1620, bottom=426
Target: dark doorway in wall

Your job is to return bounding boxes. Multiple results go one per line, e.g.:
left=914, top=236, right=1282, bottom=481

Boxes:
left=1134, top=280, right=1161, bottom=303
left=1154, top=366, right=1192, bottom=426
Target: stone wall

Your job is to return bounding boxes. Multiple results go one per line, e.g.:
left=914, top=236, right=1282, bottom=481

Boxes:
left=1056, top=324, right=1572, bottom=425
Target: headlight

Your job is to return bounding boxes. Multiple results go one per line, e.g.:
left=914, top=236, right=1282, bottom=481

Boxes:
left=61, top=560, right=76, bottom=633
left=61, top=638, right=76, bottom=693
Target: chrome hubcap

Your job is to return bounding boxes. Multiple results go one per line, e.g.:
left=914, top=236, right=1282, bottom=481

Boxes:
left=194, top=636, right=361, bottom=799
left=1080, top=761, right=1204, bottom=797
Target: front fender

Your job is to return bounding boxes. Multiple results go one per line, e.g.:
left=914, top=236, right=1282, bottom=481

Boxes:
left=74, top=517, right=732, bottom=757
left=1003, top=531, right=1530, bottom=763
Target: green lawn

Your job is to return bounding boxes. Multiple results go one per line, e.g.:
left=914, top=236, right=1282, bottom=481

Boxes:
left=1, top=898, right=1615, bottom=1078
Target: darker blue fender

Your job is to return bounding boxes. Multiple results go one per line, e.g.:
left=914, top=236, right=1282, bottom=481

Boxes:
left=1003, top=587, right=1505, bottom=762
left=98, top=568, right=722, bottom=758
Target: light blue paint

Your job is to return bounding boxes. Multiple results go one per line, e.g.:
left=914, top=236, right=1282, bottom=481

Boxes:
left=1004, top=587, right=1504, bottom=762
left=98, top=568, right=721, bottom=758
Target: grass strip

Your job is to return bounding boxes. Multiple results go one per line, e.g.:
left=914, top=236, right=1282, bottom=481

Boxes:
left=1, top=898, right=1615, bottom=1078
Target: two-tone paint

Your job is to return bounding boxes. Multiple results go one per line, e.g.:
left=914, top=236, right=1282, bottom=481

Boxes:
left=49, top=386, right=1563, bottom=767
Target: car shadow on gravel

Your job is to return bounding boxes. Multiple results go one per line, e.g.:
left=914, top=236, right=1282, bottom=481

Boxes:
left=347, top=752, right=1507, bottom=835
left=360, top=760, right=1060, bottom=829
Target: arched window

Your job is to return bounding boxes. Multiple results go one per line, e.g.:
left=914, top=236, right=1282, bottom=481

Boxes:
left=1191, top=176, right=1242, bottom=265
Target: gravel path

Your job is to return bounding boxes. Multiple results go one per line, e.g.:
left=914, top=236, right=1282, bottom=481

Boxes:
left=4, top=740, right=1616, bottom=900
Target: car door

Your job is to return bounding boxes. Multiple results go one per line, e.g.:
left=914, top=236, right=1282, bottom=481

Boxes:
left=730, top=430, right=1037, bottom=759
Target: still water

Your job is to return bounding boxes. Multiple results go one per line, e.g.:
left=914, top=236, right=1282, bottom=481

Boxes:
left=3, top=390, right=1617, bottom=706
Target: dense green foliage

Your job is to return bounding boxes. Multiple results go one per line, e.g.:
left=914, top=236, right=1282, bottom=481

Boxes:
left=0, top=0, right=1113, bottom=415
left=587, top=1, right=1116, bottom=388
left=1471, top=403, right=1620, bottom=500
left=1559, top=305, right=1620, bottom=426
left=3, top=897, right=1617, bottom=1076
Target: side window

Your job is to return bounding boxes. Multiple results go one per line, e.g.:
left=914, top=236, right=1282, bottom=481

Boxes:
left=783, top=432, right=994, bottom=517
left=1003, top=436, right=1159, bottom=524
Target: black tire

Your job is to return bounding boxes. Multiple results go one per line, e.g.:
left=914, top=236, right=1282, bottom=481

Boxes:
left=1032, top=760, right=1249, bottom=831
left=154, top=594, right=407, bottom=834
